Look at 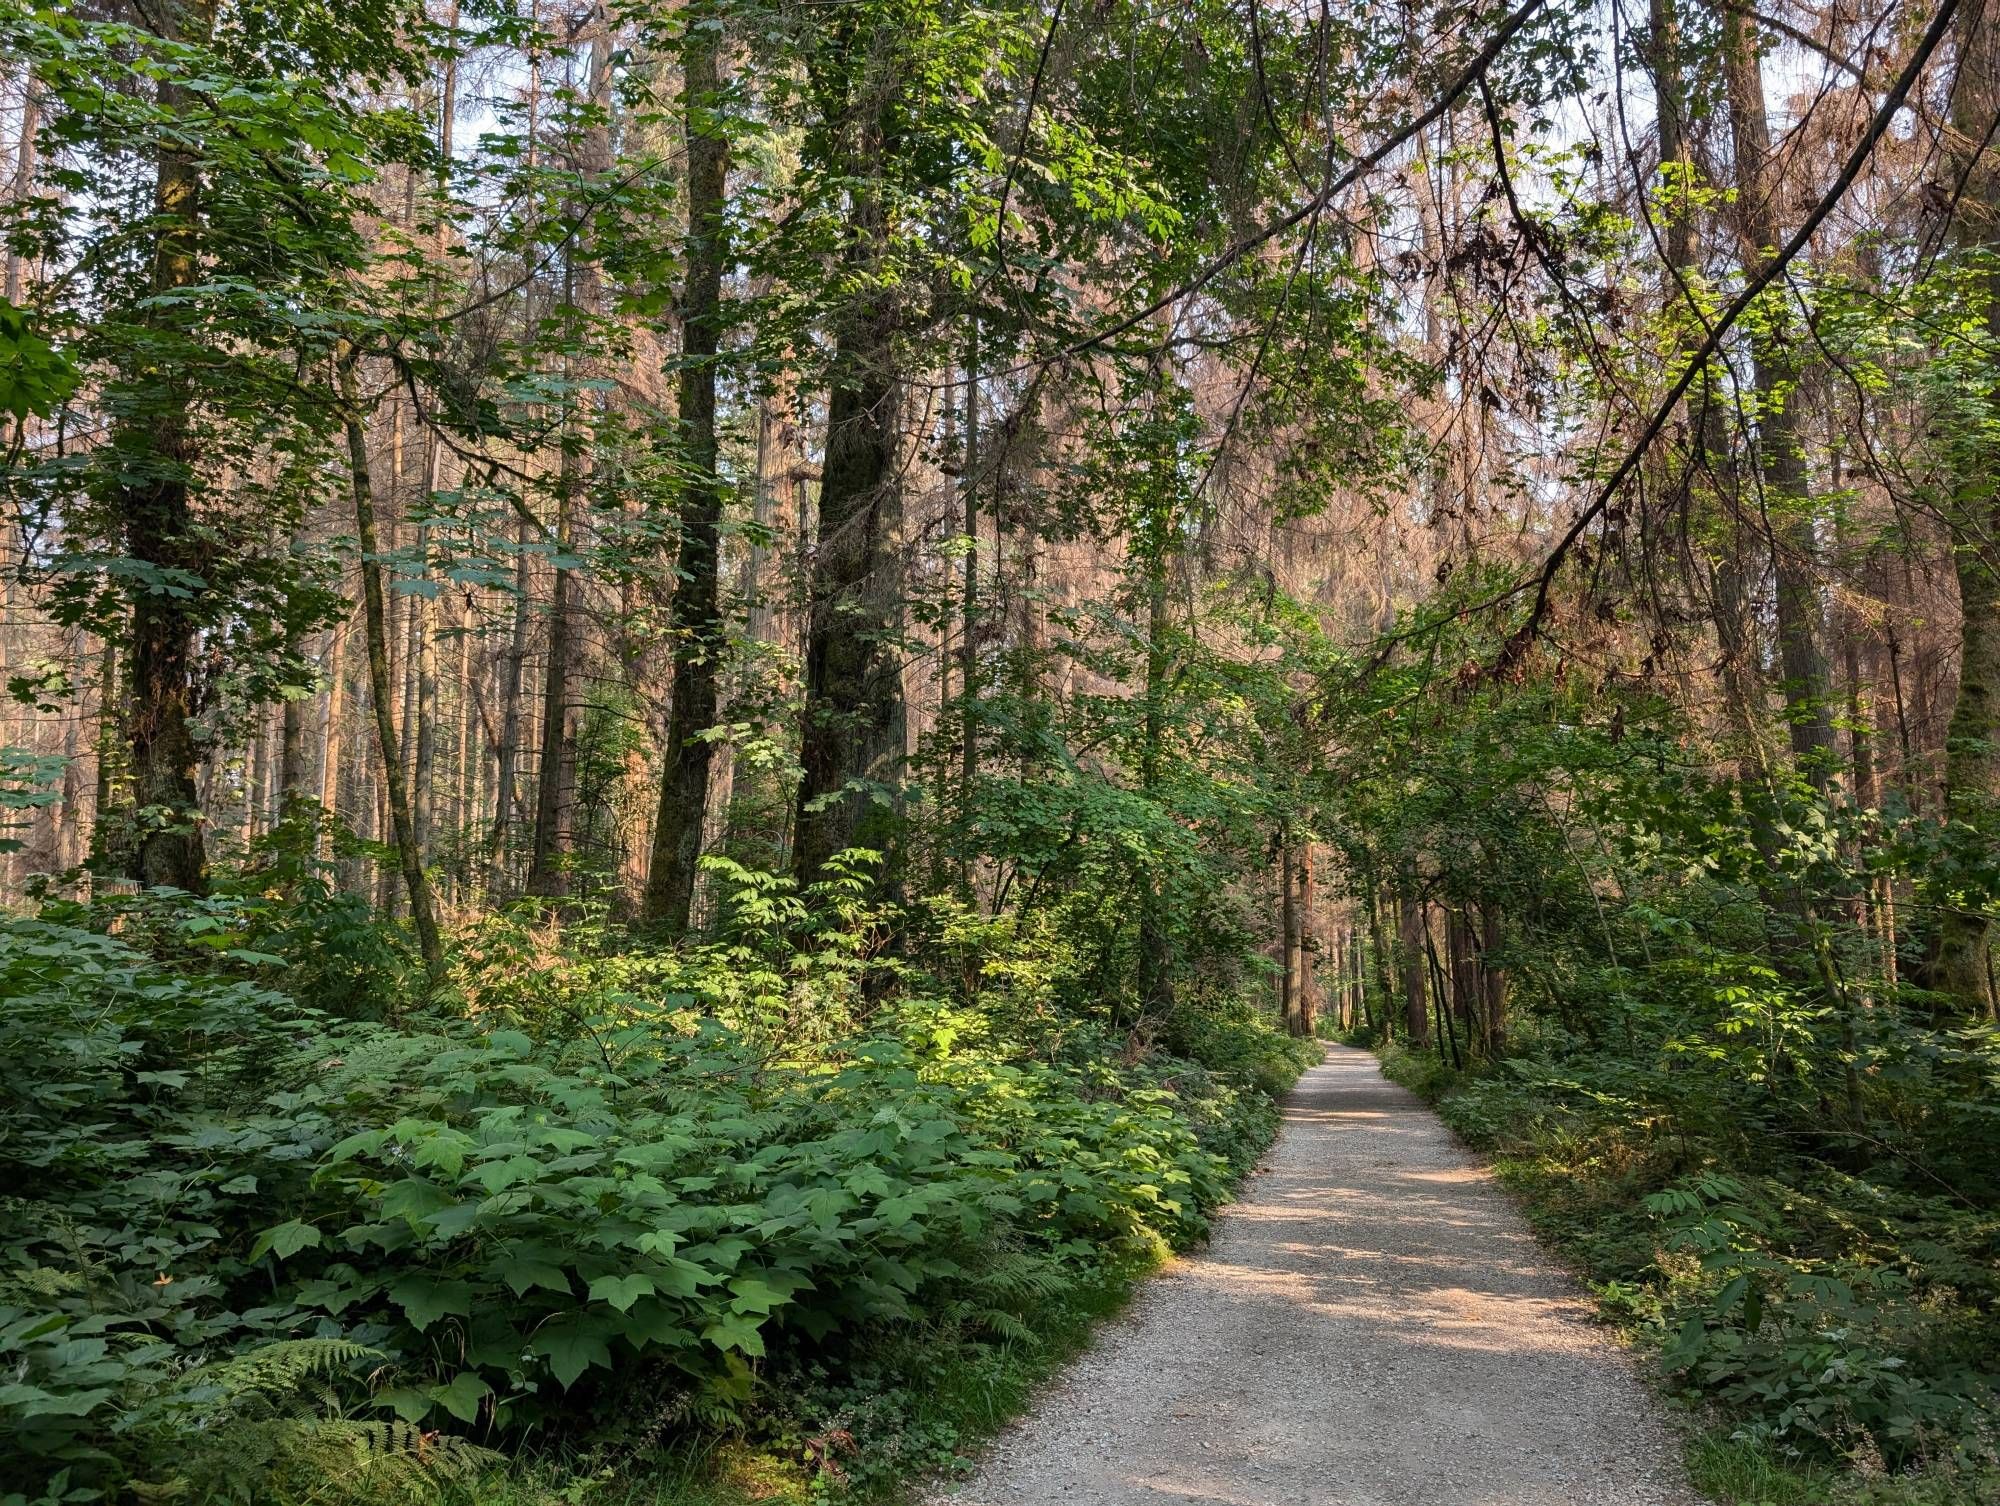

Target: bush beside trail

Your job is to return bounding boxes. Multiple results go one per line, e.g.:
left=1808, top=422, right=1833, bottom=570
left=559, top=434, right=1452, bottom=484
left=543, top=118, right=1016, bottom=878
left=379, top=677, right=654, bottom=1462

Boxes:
left=0, top=880, right=1314, bottom=1506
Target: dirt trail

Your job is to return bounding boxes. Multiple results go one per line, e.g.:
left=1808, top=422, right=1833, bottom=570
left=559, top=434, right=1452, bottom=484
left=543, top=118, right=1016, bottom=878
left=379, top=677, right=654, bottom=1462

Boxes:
left=935, top=1044, right=1704, bottom=1506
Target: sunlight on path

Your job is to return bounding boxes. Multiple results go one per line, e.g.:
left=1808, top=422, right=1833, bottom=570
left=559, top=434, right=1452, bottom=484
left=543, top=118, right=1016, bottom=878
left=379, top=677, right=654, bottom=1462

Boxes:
left=932, top=1045, right=1705, bottom=1506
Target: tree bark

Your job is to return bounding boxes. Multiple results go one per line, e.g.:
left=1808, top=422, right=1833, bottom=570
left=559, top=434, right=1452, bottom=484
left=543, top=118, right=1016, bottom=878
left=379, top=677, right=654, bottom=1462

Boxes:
left=1366, top=880, right=1395, bottom=1037
left=526, top=416, right=578, bottom=898
left=340, top=353, right=443, bottom=970
left=793, top=161, right=903, bottom=885
left=1719, top=7, right=1837, bottom=784
left=644, top=6, right=730, bottom=930
left=1480, top=904, right=1508, bottom=1052
left=958, top=326, right=981, bottom=892
left=1398, top=889, right=1429, bottom=1044
left=1279, top=838, right=1298, bottom=1032
left=118, top=0, right=216, bottom=892
left=317, top=619, right=348, bottom=860
left=1133, top=486, right=1175, bottom=1017
left=88, top=635, right=126, bottom=875
left=5, top=71, right=38, bottom=306
left=486, top=507, right=532, bottom=892
left=1295, top=842, right=1317, bottom=1036
left=1935, top=7, right=2000, bottom=1015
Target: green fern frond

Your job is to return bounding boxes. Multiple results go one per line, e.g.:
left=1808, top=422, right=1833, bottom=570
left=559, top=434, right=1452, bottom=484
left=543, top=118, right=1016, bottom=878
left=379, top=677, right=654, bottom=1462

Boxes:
left=289, top=1418, right=500, bottom=1496
left=972, top=1308, right=1039, bottom=1344
left=964, top=1250, right=1073, bottom=1303
left=176, top=1338, right=385, bottom=1416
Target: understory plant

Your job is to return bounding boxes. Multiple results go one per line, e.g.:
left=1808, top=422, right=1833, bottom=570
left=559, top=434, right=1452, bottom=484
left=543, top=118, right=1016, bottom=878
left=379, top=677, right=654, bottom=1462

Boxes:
left=0, top=865, right=1311, bottom=1505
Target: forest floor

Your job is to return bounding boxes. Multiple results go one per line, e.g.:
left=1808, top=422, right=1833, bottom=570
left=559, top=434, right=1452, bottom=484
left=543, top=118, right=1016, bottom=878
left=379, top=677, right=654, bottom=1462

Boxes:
left=930, top=1044, right=1705, bottom=1506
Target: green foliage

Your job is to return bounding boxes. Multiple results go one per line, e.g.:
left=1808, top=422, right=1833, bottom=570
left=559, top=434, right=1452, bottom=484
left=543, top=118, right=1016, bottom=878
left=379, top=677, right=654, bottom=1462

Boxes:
left=1360, top=677, right=2000, bottom=1490
left=0, top=872, right=1307, bottom=1503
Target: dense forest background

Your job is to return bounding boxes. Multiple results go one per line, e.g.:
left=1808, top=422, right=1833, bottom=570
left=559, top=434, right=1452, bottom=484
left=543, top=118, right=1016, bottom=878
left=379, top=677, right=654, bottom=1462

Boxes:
left=1, top=0, right=1997, bottom=1502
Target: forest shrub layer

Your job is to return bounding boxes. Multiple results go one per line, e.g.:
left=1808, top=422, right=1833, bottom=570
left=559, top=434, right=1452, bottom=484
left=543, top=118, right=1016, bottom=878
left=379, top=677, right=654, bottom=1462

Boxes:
left=0, top=873, right=1314, bottom=1505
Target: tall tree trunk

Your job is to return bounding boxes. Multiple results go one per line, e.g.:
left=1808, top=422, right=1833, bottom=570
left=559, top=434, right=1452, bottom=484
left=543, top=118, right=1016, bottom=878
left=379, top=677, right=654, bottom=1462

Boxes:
left=1935, top=7, right=2000, bottom=1015
left=524, top=21, right=603, bottom=902
left=1366, top=880, right=1395, bottom=1036
left=118, top=0, right=215, bottom=892
left=1652, top=0, right=1768, bottom=778
left=526, top=419, right=578, bottom=897
left=453, top=598, right=475, bottom=905
left=317, top=619, right=348, bottom=859
left=1719, top=6, right=1836, bottom=784
left=958, top=325, right=981, bottom=893
left=88, top=635, right=125, bottom=874
left=1279, top=838, right=1297, bottom=1032
left=486, top=509, right=532, bottom=891
left=5, top=71, right=38, bottom=305
left=1295, top=842, right=1317, bottom=1036
left=1480, top=904, right=1508, bottom=1053
left=340, top=353, right=443, bottom=971
left=793, top=137, right=903, bottom=886
left=411, top=501, right=438, bottom=866
left=279, top=693, right=308, bottom=810
left=1398, top=888, right=1429, bottom=1044
left=1133, top=500, right=1175, bottom=1017
left=644, top=7, right=730, bottom=929
left=1447, top=907, right=1481, bottom=1049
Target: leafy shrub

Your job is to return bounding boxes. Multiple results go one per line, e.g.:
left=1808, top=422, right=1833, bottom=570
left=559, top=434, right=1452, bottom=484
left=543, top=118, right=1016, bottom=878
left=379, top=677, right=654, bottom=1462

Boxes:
left=1394, top=1020, right=2000, bottom=1477
left=0, top=892, right=1308, bottom=1503
left=1648, top=1174, right=1999, bottom=1468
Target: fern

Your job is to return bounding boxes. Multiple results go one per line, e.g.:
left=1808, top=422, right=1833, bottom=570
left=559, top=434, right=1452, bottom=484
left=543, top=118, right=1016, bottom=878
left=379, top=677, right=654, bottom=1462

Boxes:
left=139, top=1342, right=500, bottom=1505
left=173, top=1338, right=384, bottom=1421
left=282, top=1420, right=500, bottom=1505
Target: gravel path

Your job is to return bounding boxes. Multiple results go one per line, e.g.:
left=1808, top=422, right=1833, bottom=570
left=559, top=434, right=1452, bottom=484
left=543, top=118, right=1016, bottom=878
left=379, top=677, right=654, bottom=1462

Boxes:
left=934, top=1044, right=1705, bottom=1506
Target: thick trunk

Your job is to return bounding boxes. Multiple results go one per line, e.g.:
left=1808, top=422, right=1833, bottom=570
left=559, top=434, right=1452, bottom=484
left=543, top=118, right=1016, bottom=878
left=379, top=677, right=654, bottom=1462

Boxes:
left=119, top=0, right=215, bottom=892
left=793, top=247, right=902, bottom=883
left=1935, top=10, right=2000, bottom=1015
left=340, top=355, right=443, bottom=970
left=644, top=8, right=730, bottom=930
left=279, top=690, right=308, bottom=810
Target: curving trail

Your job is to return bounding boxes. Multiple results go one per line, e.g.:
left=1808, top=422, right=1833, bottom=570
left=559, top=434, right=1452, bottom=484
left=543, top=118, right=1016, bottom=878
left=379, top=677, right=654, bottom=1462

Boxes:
left=935, top=1044, right=1705, bottom=1506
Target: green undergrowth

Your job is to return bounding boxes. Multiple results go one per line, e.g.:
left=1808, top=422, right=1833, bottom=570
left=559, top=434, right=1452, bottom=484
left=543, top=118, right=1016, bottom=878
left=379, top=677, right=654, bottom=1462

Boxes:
left=1378, top=1036, right=2000, bottom=1506
left=0, top=868, right=1314, bottom=1506
left=461, top=1249, right=1158, bottom=1506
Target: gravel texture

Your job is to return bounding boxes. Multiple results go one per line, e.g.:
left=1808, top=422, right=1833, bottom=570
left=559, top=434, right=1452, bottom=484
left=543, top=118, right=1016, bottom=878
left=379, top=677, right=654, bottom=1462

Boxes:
left=932, top=1043, right=1707, bottom=1506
